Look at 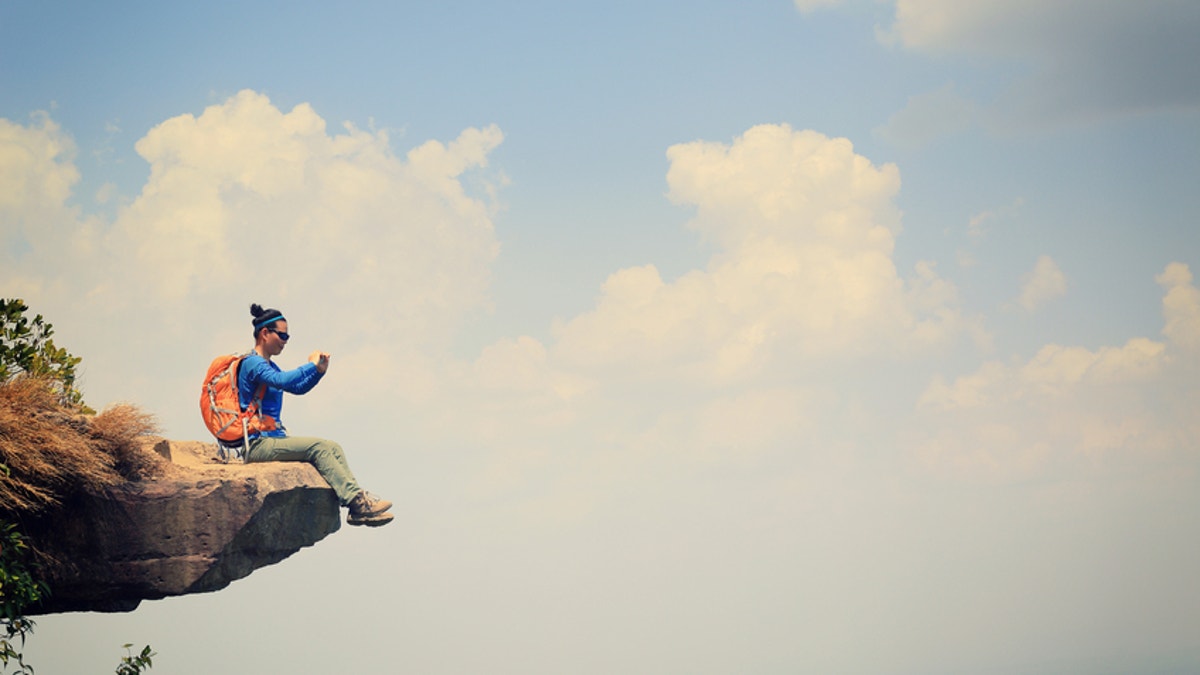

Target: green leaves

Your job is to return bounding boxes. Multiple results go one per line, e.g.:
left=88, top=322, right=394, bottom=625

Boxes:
left=0, top=523, right=44, bottom=675
left=0, top=299, right=89, bottom=412
left=0, top=523, right=155, bottom=674
left=0, top=524, right=46, bottom=624
left=116, top=644, right=156, bottom=675
left=0, top=305, right=153, bottom=673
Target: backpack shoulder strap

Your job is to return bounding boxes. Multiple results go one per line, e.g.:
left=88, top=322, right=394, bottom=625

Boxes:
left=250, top=382, right=267, bottom=411
left=232, top=352, right=267, bottom=411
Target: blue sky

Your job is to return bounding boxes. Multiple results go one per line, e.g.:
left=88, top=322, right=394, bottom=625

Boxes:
left=4, top=1, right=1200, bottom=673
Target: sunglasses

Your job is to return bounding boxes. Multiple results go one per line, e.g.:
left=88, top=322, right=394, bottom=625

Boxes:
left=267, top=327, right=290, bottom=342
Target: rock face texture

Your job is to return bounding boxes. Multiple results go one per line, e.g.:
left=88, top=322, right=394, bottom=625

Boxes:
left=28, top=439, right=340, bottom=614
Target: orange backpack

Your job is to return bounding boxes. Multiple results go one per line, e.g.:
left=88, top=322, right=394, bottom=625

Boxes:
left=199, top=353, right=276, bottom=462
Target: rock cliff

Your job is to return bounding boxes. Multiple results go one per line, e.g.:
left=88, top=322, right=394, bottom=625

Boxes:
left=26, top=439, right=340, bottom=614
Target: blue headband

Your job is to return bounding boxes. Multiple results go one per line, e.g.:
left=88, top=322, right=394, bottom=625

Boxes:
left=254, top=314, right=285, bottom=328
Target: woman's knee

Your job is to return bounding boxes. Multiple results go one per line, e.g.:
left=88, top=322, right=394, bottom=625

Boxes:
left=309, top=438, right=346, bottom=461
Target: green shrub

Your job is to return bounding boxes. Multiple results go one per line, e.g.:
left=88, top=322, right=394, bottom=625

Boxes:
left=0, top=302, right=154, bottom=673
left=0, top=523, right=46, bottom=675
left=0, top=299, right=90, bottom=413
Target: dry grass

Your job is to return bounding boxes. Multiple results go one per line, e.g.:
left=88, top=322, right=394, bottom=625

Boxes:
left=89, top=403, right=162, bottom=481
left=0, top=376, right=162, bottom=518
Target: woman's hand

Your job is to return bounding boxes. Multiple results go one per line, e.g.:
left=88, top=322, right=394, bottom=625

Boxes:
left=309, top=351, right=331, bottom=373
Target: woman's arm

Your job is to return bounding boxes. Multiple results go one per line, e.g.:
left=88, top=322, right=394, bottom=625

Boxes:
left=243, top=357, right=324, bottom=395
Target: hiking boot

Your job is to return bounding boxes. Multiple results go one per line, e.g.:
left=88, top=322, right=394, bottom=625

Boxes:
left=348, top=491, right=392, bottom=518
left=348, top=510, right=394, bottom=527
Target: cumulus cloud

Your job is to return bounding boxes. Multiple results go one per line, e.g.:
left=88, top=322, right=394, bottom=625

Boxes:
left=6, top=104, right=1195, bottom=495
left=546, top=125, right=964, bottom=383
left=113, top=91, right=501, bottom=330
left=1017, top=255, right=1067, bottom=311
left=434, top=124, right=973, bottom=474
left=1158, top=262, right=1200, bottom=355
left=1, top=91, right=504, bottom=426
left=917, top=263, right=1198, bottom=474
left=875, top=0, right=1200, bottom=131
left=0, top=113, right=77, bottom=217
left=920, top=337, right=1167, bottom=412
left=0, top=113, right=93, bottom=299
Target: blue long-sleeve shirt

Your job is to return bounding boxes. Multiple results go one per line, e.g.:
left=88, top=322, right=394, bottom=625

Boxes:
left=237, top=353, right=324, bottom=439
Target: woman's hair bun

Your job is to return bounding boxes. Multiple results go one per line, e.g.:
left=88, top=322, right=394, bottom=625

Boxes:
left=250, top=303, right=284, bottom=331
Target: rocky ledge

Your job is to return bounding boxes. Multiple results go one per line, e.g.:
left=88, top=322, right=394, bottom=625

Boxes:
left=27, top=439, right=340, bottom=614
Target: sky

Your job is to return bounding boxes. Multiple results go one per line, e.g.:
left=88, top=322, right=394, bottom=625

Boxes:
left=2, top=1, right=1199, bottom=673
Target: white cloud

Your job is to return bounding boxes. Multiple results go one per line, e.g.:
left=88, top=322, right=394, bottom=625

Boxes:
left=881, top=0, right=1032, bottom=54
left=1, top=91, right=505, bottom=428
left=546, top=124, right=964, bottom=382
left=920, top=335, right=1169, bottom=412
left=6, top=106, right=1196, bottom=497
left=917, top=263, right=1197, bottom=474
left=424, top=124, right=974, bottom=479
left=1021, top=339, right=1166, bottom=389
left=878, top=0, right=1200, bottom=127
left=1017, top=255, right=1067, bottom=311
left=0, top=112, right=89, bottom=290
left=1158, top=262, right=1200, bottom=355
left=107, top=90, right=502, bottom=328
left=0, top=113, right=77, bottom=213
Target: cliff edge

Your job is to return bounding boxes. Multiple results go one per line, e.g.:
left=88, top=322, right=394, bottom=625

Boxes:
left=25, top=438, right=340, bottom=614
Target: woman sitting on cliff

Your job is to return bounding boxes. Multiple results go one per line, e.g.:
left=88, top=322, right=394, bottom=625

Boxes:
left=239, top=303, right=393, bottom=527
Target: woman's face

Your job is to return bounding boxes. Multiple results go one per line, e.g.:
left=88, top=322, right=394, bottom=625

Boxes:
left=262, top=320, right=289, bottom=357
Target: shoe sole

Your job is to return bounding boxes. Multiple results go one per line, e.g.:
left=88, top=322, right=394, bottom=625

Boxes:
left=348, top=511, right=394, bottom=527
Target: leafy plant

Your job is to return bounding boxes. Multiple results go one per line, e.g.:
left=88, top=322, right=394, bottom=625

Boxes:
left=116, top=644, right=155, bottom=675
left=0, top=297, right=157, bottom=667
left=0, top=299, right=91, bottom=413
left=0, top=523, right=46, bottom=675
left=0, top=524, right=155, bottom=674
left=0, top=621, right=33, bottom=675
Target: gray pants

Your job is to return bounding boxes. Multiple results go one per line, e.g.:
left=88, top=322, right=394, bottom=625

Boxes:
left=246, top=435, right=361, bottom=506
